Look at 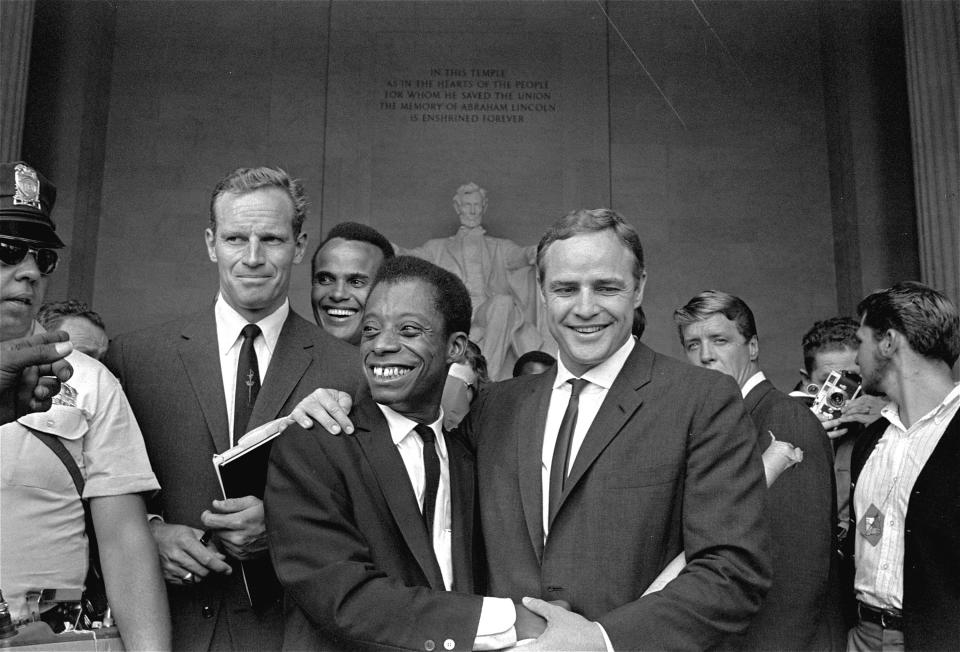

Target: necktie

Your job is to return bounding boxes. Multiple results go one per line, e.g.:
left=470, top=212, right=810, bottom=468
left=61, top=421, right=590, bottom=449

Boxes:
left=414, top=423, right=441, bottom=536
left=233, top=323, right=261, bottom=439
left=548, top=378, right=590, bottom=524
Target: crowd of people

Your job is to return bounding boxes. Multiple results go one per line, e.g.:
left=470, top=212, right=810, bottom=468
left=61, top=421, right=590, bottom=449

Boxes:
left=1, top=160, right=957, bottom=652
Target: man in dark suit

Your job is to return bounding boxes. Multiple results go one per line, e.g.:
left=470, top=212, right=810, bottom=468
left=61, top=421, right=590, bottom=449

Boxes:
left=106, top=166, right=358, bottom=651
left=266, top=256, right=542, bottom=651
left=675, top=290, right=843, bottom=650
left=844, top=282, right=959, bottom=651
left=294, top=209, right=771, bottom=650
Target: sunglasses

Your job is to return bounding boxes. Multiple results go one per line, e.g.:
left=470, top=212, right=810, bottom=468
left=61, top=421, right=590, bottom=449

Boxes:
left=0, top=239, right=59, bottom=275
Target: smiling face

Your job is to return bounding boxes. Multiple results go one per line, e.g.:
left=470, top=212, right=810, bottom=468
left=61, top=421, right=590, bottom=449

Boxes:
left=361, top=279, right=467, bottom=422
left=539, top=230, right=644, bottom=376
left=0, top=245, right=49, bottom=341
left=312, top=238, right=385, bottom=345
left=205, top=187, right=307, bottom=322
left=680, top=313, right=759, bottom=389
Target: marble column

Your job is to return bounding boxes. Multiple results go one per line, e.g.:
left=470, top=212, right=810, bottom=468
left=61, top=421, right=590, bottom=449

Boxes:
left=0, top=0, right=35, bottom=161
left=902, top=0, right=960, bottom=307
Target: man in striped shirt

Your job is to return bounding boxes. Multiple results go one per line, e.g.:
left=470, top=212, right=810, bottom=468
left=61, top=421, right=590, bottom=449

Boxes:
left=845, top=281, right=960, bottom=651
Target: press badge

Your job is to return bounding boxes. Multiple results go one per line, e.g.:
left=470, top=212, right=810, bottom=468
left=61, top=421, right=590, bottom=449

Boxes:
left=858, top=503, right=884, bottom=546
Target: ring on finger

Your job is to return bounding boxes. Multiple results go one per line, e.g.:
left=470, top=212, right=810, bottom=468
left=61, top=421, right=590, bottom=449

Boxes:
left=183, top=571, right=194, bottom=583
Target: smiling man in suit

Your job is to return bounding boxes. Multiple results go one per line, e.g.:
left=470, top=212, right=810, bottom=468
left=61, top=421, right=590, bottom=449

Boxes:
left=106, top=166, right=358, bottom=650
left=266, top=256, right=544, bottom=651
left=294, top=209, right=772, bottom=650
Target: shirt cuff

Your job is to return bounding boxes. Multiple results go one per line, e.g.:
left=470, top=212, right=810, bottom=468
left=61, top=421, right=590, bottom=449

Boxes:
left=474, top=597, right=517, bottom=650
left=597, top=621, right=615, bottom=652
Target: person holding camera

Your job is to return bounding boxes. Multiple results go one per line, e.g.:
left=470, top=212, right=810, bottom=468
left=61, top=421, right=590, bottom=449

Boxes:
left=674, top=290, right=843, bottom=650
left=0, top=161, right=170, bottom=650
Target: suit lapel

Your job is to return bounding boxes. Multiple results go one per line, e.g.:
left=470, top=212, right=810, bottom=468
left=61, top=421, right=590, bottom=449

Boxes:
left=248, top=312, right=312, bottom=430
left=179, top=310, right=231, bottom=454
left=518, top=374, right=553, bottom=561
left=558, top=344, right=651, bottom=521
left=447, top=434, right=475, bottom=593
left=743, top=379, right=773, bottom=415
left=352, top=398, right=446, bottom=589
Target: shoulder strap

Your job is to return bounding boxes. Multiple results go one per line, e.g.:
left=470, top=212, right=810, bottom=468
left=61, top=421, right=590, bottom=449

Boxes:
left=28, top=430, right=104, bottom=591
left=30, top=430, right=85, bottom=495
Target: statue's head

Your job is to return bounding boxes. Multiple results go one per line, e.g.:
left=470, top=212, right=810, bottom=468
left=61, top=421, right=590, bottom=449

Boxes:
left=453, top=182, right=487, bottom=228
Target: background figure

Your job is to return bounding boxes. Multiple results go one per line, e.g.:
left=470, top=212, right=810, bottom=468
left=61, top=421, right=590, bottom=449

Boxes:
left=797, top=317, right=885, bottom=542
left=674, top=290, right=843, bottom=650
left=311, top=221, right=394, bottom=346
left=0, top=161, right=169, bottom=650
left=441, top=340, right=487, bottom=431
left=106, top=166, right=358, bottom=651
left=512, top=350, right=555, bottom=377
left=37, top=299, right=109, bottom=360
left=844, top=282, right=960, bottom=651
left=401, top=182, right=544, bottom=380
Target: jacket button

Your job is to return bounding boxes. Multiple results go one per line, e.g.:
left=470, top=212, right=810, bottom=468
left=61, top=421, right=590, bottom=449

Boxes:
left=424, top=640, right=435, bottom=651
left=201, top=605, right=213, bottom=619
left=444, top=639, right=455, bottom=650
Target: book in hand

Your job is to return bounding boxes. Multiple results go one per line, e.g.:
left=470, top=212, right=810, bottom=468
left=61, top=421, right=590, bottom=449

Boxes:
left=211, top=417, right=290, bottom=608
left=212, top=417, right=291, bottom=500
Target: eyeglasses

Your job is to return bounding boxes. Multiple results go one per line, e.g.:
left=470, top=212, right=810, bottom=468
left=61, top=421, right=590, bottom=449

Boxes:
left=0, top=239, right=59, bottom=275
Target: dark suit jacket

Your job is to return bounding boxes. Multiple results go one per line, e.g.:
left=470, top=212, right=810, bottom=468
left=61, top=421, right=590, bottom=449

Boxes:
left=845, top=410, right=960, bottom=651
left=265, top=394, right=484, bottom=651
left=469, top=342, right=772, bottom=650
left=106, top=307, right=359, bottom=651
left=737, top=379, right=844, bottom=651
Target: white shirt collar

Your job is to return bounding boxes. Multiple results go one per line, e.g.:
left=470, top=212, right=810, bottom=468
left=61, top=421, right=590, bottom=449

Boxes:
left=554, top=336, right=636, bottom=390
left=377, top=402, right=445, bottom=447
left=214, top=293, right=288, bottom=356
left=880, top=381, right=960, bottom=430
left=741, top=371, right=767, bottom=398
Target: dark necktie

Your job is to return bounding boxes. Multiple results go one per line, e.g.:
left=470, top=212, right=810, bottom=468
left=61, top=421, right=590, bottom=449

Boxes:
left=548, top=378, right=590, bottom=524
left=414, top=423, right=441, bottom=536
left=233, top=323, right=261, bottom=439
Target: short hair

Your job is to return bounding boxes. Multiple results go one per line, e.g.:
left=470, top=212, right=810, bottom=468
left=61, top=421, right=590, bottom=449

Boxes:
left=453, top=182, right=487, bottom=208
left=857, top=281, right=960, bottom=367
left=512, top=350, right=556, bottom=377
left=209, top=166, right=307, bottom=235
left=801, top=317, right=860, bottom=373
left=673, top=290, right=758, bottom=341
left=464, top=340, right=490, bottom=386
left=536, top=208, right=645, bottom=285
left=37, top=300, right=106, bottom=331
left=372, top=256, right=472, bottom=338
left=312, top=221, right=395, bottom=278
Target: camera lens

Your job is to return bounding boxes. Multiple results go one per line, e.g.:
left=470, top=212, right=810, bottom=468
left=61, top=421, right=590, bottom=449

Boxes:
left=828, top=392, right=846, bottom=408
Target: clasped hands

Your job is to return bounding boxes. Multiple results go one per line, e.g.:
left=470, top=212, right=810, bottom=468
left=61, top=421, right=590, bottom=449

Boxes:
left=151, top=495, right=267, bottom=585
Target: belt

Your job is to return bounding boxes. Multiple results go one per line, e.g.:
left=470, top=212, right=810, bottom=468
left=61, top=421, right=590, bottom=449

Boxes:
left=858, top=601, right=904, bottom=630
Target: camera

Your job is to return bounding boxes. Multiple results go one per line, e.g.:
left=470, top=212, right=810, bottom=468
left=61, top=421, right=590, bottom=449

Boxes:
left=812, top=370, right=862, bottom=419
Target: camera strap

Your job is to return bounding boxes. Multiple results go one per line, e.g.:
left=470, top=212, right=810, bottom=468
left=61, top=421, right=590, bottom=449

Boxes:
left=27, top=430, right=107, bottom=616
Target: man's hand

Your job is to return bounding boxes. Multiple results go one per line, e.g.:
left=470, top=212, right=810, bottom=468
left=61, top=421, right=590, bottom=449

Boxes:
left=200, top=496, right=268, bottom=560
left=0, top=331, right=73, bottom=420
left=515, top=599, right=570, bottom=641
left=150, top=520, right=232, bottom=585
left=288, top=388, right=355, bottom=434
left=520, top=597, right=606, bottom=651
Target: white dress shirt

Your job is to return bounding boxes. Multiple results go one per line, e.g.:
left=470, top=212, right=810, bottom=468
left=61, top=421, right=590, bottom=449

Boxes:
left=214, top=294, right=288, bottom=444
left=854, top=382, right=960, bottom=610
left=376, top=404, right=516, bottom=650
left=741, top=370, right=766, bottom=398
left=541, top=336, right=635, bottom=538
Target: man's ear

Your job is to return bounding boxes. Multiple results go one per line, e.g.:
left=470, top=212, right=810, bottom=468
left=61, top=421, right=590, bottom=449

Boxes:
left=293, top=231, right=308, bottom=264
left=205, top=228, right=217, bottom=262
left=880, top=329, right=899, bottom=358
left=446, top=331, right=468, bottom=364
left=748, top=335, right=759, bottom=361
